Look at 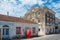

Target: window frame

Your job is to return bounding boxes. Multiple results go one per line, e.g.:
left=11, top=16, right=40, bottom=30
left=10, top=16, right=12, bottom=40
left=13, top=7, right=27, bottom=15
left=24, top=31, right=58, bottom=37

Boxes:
left=32, top=27, right=35, bottom=33
left=16, top=27, right=21, bottom=34
left=38, top=19, right=40, bottom=23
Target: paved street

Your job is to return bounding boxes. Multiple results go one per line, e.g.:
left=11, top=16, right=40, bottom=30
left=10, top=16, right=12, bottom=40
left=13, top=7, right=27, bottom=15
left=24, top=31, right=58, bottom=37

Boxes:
left=20, top=34, right=60, bottom=40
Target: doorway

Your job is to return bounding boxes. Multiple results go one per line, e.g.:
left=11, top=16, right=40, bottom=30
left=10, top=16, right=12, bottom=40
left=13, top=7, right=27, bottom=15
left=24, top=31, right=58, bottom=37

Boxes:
left=3, top=25, right=9, bottom=38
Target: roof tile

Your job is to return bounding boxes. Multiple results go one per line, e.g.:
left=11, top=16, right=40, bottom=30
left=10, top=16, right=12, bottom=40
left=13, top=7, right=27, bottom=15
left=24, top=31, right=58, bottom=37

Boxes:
left=0, top=14, right=37, bottom=24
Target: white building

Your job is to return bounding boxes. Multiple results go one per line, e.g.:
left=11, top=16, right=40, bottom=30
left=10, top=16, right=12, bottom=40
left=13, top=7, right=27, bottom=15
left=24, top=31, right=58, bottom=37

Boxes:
left=0, top=14, right=39, bottom=39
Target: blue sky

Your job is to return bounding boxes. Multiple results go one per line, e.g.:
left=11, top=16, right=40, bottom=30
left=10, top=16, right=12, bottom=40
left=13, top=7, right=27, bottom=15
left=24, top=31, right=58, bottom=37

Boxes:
left=0, top=0, right=60, bottom=18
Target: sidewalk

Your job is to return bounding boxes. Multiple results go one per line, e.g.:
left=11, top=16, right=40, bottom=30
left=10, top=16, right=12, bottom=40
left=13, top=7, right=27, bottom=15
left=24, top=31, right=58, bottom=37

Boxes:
left=20, top=35, right=48, bottom=40
left=21, top=34, right=60, bottom=40
left=12, top=35, right=44, bottom=40
left=11, top=34, right=60, bottom=40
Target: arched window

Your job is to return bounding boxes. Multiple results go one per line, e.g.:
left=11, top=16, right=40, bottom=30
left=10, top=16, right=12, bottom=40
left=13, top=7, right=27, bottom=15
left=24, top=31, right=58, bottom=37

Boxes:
left=3, top=25, right=9, bottom=35
left=3, top=25, right=9, bottom=27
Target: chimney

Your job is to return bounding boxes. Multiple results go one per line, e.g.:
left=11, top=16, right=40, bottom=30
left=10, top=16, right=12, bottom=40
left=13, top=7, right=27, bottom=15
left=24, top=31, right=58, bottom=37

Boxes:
left=7, top=11, right=9, bottom=16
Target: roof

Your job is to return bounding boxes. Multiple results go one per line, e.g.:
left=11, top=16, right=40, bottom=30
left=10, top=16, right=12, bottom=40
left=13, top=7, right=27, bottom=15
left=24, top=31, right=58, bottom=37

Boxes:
left=0, top=14, right=37, bottom=24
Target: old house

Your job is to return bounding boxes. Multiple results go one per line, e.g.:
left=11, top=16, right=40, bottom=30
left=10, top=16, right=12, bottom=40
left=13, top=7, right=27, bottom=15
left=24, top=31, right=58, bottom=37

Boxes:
left=0, top=14, right=39, bottom=39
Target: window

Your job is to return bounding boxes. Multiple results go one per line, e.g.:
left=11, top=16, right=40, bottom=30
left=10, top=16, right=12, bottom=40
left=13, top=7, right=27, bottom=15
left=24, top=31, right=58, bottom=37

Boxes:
left=16, top=27, right=21, bottom=34
left=32, top=27, right=35, bottom=33
left=39, top=28, right=40, bottom=31
left=6, top=29, right=9, bottom=35
left=50, top=19, right=52, bottom=22
left=3, top=29, right=4, bottom=35
left=31, top=13, right=34, bottom=16
left=32, top=19, right=34, bottom=21
left=3, top=25, right=9, bottom=35
left=55, top=26, right=58, bottom=29
left=47, top=14, right=49, bottom=16
left=47, top=18, right=49, bottom=23
left=38, top=11, right=40, bottom=15
left=38, top=19, right=40, bottom=23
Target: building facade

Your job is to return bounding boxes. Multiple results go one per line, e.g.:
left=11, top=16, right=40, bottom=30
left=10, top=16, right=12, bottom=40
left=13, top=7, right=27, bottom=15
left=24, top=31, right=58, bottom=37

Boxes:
left=55, top=17, right=60, bottom=33
left=0, top=14, right=39, bottom=39
left=25, top=6, right=56, bottom=35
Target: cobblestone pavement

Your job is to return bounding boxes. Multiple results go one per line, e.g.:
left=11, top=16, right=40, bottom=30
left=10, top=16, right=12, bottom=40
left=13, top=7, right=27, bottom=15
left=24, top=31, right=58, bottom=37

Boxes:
left=21, top=34, right=60, bottom=40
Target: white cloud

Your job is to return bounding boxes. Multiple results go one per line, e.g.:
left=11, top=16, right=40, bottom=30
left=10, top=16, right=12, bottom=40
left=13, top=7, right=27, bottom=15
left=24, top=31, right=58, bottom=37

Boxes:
left=51, top=2, right=60, bottom=9
left=38, top=0, right=44, bottom=5
left=41, top=0, right=52, bottom=3
left=19, top=0, right=37, bottom=6
left=0, top=0, right=15, bottom=15
left=55, top=3, right=60, bottom=8
left=49, top=0, right=52, bottom=3
left=49, top=2, right=60, bottom=14
left=9, top=0, right=16, bottom=4
left=0, top=0, right=44, bottom=16
left=42, top=0, right=48, bottom=3
left=0, top=0, right=60, bottom=17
